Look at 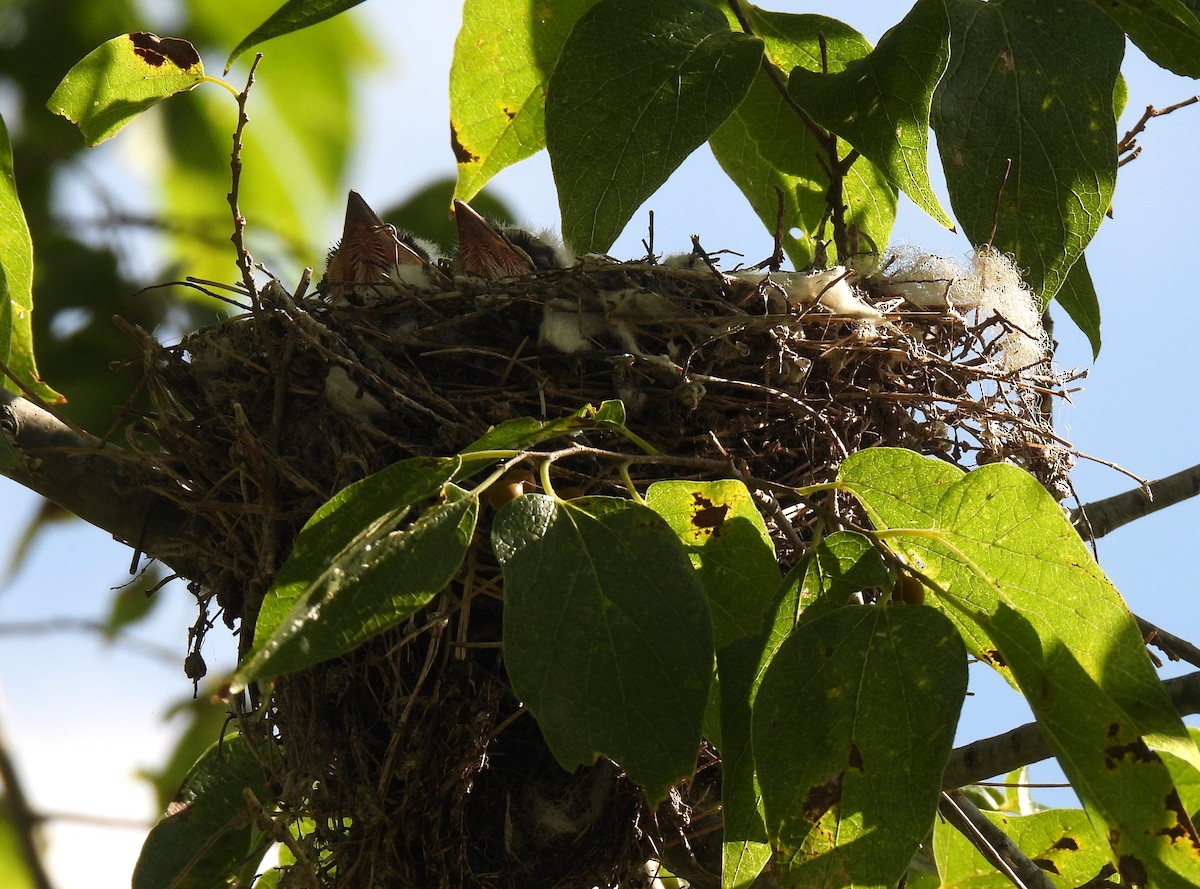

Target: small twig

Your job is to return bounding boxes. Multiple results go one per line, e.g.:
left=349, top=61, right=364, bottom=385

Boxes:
left=1135, top=614, right=1200, bottom=670
left=227, top=54, right=263, bottom=309
left=1072, top=460, right=1200, bottom=539
left=1118, top=94, right=1200, bottom=165
left=940, top=790, right=1055, bottom=889
left=987, top=158, right=1014, bottom=249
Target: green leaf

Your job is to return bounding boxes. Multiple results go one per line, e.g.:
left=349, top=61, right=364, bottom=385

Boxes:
left=547, top=0, right=762, bottom=253
left=710, top=11, right=897, bottom=267
left=754, top=605, right=967, bottom=887
left=1056, top=254, right=1101, bottom=359
left=493, top=495, right=713, bottom=802
left=458, top=400, right=627, bottom=466
left=227, top=0, right=366, bottom=69
left=232, top=457, right=472, bottom=690
left=0, top=800, right=36, bottom=889
left=0, top=115, right=56, bottom=403
left=788, top=0, right=954, bottom=229
left=450, top=0, right=597, bottom=203
left=932, top=0, right=1123, bottom=302
left=934, top=806, right=1111, bottom=887
left=839, top=448, right=1200, bottom=886
left=1093, top=0, right=1200, bottom=77
left=798, top=530, right=890, bottom=619
left=47, top=33, right=206, bottom=146
left=133, top=734, right=271, bottom=889
left=645, top=479, right=780, bottom=649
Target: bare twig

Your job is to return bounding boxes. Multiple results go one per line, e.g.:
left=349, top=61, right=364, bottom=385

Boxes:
left=227, top=55, right=263, bottom=309
left=1118, top=94, right=1200, bottom=166
left=939, top=790, right=1056, bottom=889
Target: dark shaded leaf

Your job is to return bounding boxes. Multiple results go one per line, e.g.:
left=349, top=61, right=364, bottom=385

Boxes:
left=228, top=0, right=366, bottom=69
left=1056, top=254, right=1101, bottom=358
left=494, top=494, right=712, bottom=802
left=754, top=605, right=966, bottom=886
left=547, top=0, right=762, bottom=252
left=788, top=0, right=953, bottom=228
left=932, top=0, right=1123, bottom=302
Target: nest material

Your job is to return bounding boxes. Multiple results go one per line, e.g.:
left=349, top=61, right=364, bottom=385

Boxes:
left=124, top=248, right=1075, bottom=888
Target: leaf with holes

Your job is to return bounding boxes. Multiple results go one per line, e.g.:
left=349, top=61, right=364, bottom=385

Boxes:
left=840, top=448, right=1200, bottom=887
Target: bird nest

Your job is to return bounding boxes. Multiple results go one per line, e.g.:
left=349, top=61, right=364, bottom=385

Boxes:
left=122, top=238, right=1075, bottom=888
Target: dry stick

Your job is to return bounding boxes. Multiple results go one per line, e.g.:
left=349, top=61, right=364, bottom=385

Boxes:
left=940, top=790, right=1055, bottom=889
left=1118, top=93, right=1200, bottom=166
left=943, top=670, right=1200, bottom=789
left=0, top=714, right=55, bottom=889
left=227, top=54, right=263, bottom=309
left=1072, top=460, right=1200, bottom=540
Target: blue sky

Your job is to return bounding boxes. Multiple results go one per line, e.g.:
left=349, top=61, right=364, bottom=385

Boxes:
left=2, top=2, right=1199, bottom=886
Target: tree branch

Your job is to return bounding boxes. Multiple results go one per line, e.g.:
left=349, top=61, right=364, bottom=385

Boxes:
left=0, top=390, right=202, bottom=581
left=939, top=790, right=1056, bottom=889
left=944, top=670, right=1200, bottom=789
left=1072, top=461, right=1200, bottom=540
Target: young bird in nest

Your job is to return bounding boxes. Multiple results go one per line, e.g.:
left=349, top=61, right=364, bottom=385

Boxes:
left=452, top=199, right=570, bottom=278
left=321, top=190, right=444, bottom=302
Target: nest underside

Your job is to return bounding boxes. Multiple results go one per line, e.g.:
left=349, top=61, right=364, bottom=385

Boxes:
left=120, top=257, right=1074, bottom=888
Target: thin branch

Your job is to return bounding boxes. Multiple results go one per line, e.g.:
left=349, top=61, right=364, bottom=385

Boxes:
left=0, top=389, right=202, bottom=581
left=944, top=670, right=1200, bottom=789
left=939, top=790, right=1056, bottom=889
left=1072, top=461, right=1200, bottom=539
left=0, top=619, right=179, bottom=665
left=1118, top=94, right=1200, bottom=166
left=227, top=55, right=263, bottom=309
left=1135, top=615, right=1200, bottom=671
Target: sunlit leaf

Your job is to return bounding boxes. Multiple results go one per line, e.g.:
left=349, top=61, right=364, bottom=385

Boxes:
left=227, top=0, right=366, bottom=69
left=233, top=457, right=471, bottom=690
left=646, top=479, right=780, bottom=648
left=458, top=400, right=627, bottom=465
left=494, top=494, right=712, bottom=802
left=932, top=0, right=1123, bottom=302
left=788, top=0, right=953, bottom=229
left=450, top=0, right=597, bottom=204
left=755, top=605, right=967, bottom=887
left=935, top=805, right=1111, bottom=887
left=710, top=10, right=897, bottom=266
left=547, top=0, right=762, bottom=252
left=840, top=448, right=1200, bottom=886
left=47, top=33, right=205, bottom=146
left=133, top=734, right=271, bottom=889
left=0, top=115, right=57, bottom=403
left=798, top=530, right=890, bottom=619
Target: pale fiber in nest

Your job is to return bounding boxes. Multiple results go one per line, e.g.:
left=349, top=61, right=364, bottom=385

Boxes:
left=875, top=246, right=1052, bottom=373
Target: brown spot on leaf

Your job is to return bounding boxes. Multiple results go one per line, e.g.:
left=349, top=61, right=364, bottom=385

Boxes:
left=166, top=796, right=191, bottom=820
left=1031, top=858, right=1059, bottom=875
left=847, top=743, right=863, bottom=771
left=1161, top=789, right=1200, bottom=849
left=802, top=771, right=843, bottom=822
left=450, top=122, right=478, bottom=165
left=690, top=493, right=729, bottom=535
left=1103, top=735, right=1157, bottom=769
left=502, top=106, right=516, bottom=121
left=1116, top=854, right=1147, bottom=887
left=984, top=649, right=1006, bottom=667
left=1051, top=836, right=1079, bottom=851
left=128, top=32, right=200, bottom=69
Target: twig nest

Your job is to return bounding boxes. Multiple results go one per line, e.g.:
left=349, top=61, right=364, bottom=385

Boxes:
left=126, top=245, right=1075, bottom=888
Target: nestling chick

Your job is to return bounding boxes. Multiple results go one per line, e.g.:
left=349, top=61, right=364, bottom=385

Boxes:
left=452, top=199, right=570, bottom=278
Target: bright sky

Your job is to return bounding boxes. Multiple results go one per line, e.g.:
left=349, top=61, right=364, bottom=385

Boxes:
left=1, top=2, right=1198, bottom=887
